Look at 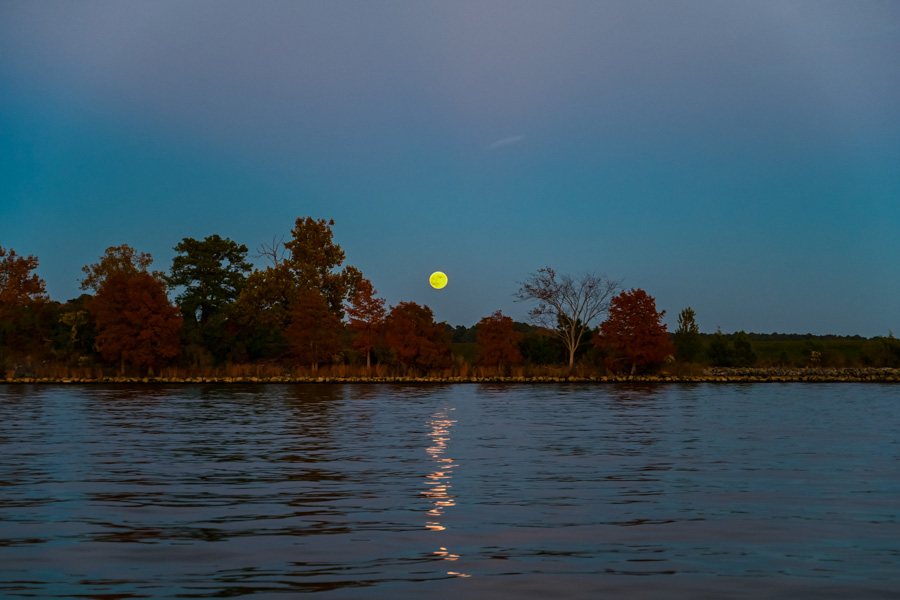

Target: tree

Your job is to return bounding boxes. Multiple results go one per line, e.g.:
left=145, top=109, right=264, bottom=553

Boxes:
left=732, top=331, right=757, bottom=367
left=230, top=263, right=298, bottom=359
left=87, top=271, right=182, bottom=374
left=345, top=278, right=386, bottom=369
left=283, top=217, right=362, bottom=316
left=0, top=246, right=47, bottom=320
left=285, top=290, right=342, bottom=369
left=384, top=302, right=451, bottom=374
left=476, top=310, right=523, bottom=369
left=515, top=267, right=621, bottom=370
left=80, top=244, right=160, bottom=292
left=167, top=235, right=251, bottom=326
left=595, top=288, right=673, bottom=375
left=674, top=307, right=703, bottom=363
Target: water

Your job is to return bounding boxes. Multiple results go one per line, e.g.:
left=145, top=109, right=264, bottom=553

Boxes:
left=1, top=383, right=898, bottom=599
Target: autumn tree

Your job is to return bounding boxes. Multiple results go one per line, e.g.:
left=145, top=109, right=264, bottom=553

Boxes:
left=0, top=246, right=47, bottom=320
left=476, top=310, right=523, bottom=370
left=284, top=217, right=362, bottom=316
left=384, top=302, right=451, bottom=374
left=345, top=277, right=386, bottom=369
left=80, top=244, right=161, bottom=292
left=87, top=271, right=182, bottom=374
left=285, top=290, right=342, bottom=370
left=515, top=267, right=621, bottom=370
left=673, top=306, right=703, bottom=363
left=595, top=288, right=673, bottom=375
left=0, top=246, right=51, bottom=365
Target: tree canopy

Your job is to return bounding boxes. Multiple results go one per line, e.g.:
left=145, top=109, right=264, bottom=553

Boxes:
left=87, top=271, right=182, bottom=374
left=595, top=288, right=673, bottom=374
left=80, top=244, right=160, bottom=292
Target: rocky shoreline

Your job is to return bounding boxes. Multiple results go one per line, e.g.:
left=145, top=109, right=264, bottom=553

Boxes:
left=1, top=367, right=898, bottom=384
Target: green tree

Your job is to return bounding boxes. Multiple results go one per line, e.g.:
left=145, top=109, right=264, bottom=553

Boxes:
left=732, top=331, right=757, bottom=367
left=674, top=307, right=703, bottom=363
left=167, top=235, right=251, bottom=327
left=707, top=329, right=734, bottom=367
left=167, top=235, right=251, bottom=362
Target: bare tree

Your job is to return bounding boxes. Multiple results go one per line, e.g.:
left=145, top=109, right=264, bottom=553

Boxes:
left=515, top=267, right=622, bottom=370
left=253, top=235, right=287, bottom=267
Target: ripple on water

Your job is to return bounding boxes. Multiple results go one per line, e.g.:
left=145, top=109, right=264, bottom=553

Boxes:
left=1, top=383, right=899, bottom=599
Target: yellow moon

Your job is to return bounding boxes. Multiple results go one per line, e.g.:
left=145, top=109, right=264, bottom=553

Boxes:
left=429, top=271, right=448, bottom=289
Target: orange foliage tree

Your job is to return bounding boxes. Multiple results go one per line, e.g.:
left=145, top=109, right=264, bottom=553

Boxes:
left=476, top=310, right=523, bottom=370
left=87, top=271, right=182, bottom=374
left=285, top=290, right=342, bottom=369
left=384, top=302, right=451, bottom=374
left=594, top=288, right=673, bottom=375
left=345, top=278, right=386, bottom=369
left=0, top=246, right=47, bottom=320
left=80, top=244, right=161, bottom=292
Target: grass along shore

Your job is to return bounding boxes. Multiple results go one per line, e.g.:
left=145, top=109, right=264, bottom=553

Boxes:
left=2, top=367, right=899, bottom=384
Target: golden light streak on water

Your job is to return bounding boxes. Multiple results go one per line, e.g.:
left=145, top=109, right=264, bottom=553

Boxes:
left=423, top=408, right=470, bottom=578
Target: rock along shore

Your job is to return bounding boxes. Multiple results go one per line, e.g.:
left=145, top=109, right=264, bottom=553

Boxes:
left=1, top=368, right=898, bottom=384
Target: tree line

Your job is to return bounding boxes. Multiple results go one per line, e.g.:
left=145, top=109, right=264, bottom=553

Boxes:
left=2, top=217, right=899, bottom=377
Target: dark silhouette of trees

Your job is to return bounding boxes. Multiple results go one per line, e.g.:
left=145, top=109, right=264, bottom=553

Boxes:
left=674, top=306, right=703, bottom=363
left=286, top=290, right=342, bottom=369
left=595, top=288, right=673, bottom=374
left=476, top=310, right=523, bottom=369
left=87, top=271, right=182, bottom=374
left=80, top=244, right=160, bottom=292
left=167, top=235, right=251, bottom=362
left=515, top=267, right=621, bottom=370
left=707, top=329, right=757, bottom=367
left=346, top=278, right=386, bottom=369
left=167, top=235, right=251, bottom=327
left=384, top=302, right=451, bottom=374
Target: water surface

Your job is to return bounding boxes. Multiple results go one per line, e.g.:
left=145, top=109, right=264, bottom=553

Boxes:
left=1, top=383, right=898, bottom=598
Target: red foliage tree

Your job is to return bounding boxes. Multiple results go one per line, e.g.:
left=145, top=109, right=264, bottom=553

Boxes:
left=87, top=271, right=182, bottom=374
left=285, top=290, right=342, bottom=369
left=594, top=288, right=673, bottom=375
left=384, top=302, right=451, bottom=374
left=476, top=310, right=523, bottom=369
left=0, top=246, right=47, bottom=320
left=345, top=278, right=386, bottom=369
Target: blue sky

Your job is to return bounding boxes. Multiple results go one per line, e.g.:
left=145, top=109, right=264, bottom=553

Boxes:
left=1, top=1, right=898, bottom=335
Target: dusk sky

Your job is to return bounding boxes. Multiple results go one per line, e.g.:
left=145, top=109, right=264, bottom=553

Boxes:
left=1, top=1, right=898, bottom=336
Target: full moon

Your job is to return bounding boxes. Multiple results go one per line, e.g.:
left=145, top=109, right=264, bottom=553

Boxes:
left=429, top=271, right=448, bottom=289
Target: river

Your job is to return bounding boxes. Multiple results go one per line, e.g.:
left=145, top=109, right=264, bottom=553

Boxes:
left=1, top=383, right=898, bottom=598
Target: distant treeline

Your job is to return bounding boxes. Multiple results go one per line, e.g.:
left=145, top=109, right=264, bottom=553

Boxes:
left=2, top=217, right=898, bottom=379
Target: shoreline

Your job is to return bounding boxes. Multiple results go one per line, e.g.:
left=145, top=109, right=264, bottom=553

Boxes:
left=1, top=368, right=898, bottom=384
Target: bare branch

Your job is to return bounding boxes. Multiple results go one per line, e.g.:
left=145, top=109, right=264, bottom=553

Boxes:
left=253, top=235, right=287, bottom=267
left=515, top=266, right=622, bottom=370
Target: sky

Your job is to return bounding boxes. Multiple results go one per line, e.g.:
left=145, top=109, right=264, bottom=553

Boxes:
left=1, top=0, right=898, bottom=336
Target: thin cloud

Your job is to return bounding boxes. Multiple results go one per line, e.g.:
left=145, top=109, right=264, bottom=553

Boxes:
left=486, top=135, right=525, bottom=150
